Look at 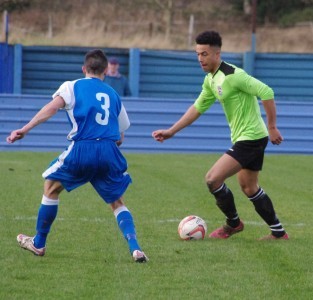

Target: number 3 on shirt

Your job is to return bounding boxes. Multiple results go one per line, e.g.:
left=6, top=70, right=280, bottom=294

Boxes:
left=95, top=92, right=110, bottom=125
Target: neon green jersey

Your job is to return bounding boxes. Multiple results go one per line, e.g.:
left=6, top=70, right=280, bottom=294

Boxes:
left=194, top=61, right=274, bottom=143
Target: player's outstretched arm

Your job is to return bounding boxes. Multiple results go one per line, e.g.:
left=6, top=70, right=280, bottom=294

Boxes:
left=6, top=96, right=65, bottom=144
left=152, top=105, right=201, bottom=143
left=262, top=99, right=283, bottom=145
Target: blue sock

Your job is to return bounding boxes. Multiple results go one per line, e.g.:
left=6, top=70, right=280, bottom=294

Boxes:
left=115, top=206, right=141, bottom=254
left=33, top=196, right=59, bottom=248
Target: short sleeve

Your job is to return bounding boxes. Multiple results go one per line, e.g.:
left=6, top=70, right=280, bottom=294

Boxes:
left=52, top=80, right=77, bottom=110
left=194, top=77, right=216, bottom=114
left=118, top=104, right=130, bottom=132
left=230, top=70, right=274, bottom=101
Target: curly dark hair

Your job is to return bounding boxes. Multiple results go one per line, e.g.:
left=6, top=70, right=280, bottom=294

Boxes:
left=195, top=31, right=222, bottom=48
left=84, top=49, right=108, bottom=75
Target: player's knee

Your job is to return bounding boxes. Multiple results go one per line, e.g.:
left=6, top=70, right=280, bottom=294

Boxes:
left=110, top=198, right=125, bottom=211
left=44, top=180, right=63, bottom=199
left=205, top=172, right=221, bottom=193
left=240, top=184, right=258, bottom=197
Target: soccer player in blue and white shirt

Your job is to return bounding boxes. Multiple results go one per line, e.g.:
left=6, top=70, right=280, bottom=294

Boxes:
left=7, top=49, right=148, bottom=262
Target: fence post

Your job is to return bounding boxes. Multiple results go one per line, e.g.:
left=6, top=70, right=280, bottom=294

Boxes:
left=129, top=48, right=140, bottom=97
left=243, top=51, right=255, bottom=76
left=0, top=43, right=14, bottom=93
left=2, top=10, right=9, bottom=43
left=13, top=44, right=22, bottom=94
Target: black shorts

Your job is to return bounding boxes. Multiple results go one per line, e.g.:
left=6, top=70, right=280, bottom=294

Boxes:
left=226, top=137, right=268, bottom=171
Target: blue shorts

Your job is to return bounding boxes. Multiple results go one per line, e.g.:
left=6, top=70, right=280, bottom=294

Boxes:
left=42, top=140, right=132, bottom=203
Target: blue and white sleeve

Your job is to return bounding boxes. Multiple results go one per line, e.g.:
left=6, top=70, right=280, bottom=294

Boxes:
left=118, top=104, right=130, bottom=133
left=52, top=80, right=76, bottom=110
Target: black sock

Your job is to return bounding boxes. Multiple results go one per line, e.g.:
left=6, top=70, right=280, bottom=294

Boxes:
left=211, top=183, right=240, bottom=228
left=249, top=188, right=286, bottom=237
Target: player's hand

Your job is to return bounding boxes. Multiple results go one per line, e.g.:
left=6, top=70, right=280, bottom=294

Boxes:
left=116, top=132, right=124, bottom=147
left=152, top=129, right=173, bottom=142
left=6, top=129, right=25, bottom=144
left=268, top=128, right=283, bottom=145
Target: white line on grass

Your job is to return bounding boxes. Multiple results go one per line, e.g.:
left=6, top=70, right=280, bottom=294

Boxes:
left=0, top=216, right=306, bottom=227
left=157, top=219, right=306, bottom=227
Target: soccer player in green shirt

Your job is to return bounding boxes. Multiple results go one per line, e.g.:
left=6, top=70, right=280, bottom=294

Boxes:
left=152, top=30, right=288, bottom=240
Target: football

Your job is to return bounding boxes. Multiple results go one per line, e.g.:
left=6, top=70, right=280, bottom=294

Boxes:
left=178, top=215, right=207, bottom=240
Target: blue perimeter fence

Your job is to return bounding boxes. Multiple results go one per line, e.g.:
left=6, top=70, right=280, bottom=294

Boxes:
left=1, top=43, right=313, bottom=101
left=0, top=44, right=312, bottom=154
left=0, top=94, right=312, bottom=154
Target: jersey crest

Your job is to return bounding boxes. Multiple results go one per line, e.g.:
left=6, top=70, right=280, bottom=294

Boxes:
left=217, top=86, right=223, bottom=96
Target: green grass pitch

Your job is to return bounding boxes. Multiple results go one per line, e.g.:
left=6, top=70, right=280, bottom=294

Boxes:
left=0, top=152, right=312, bottom=299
